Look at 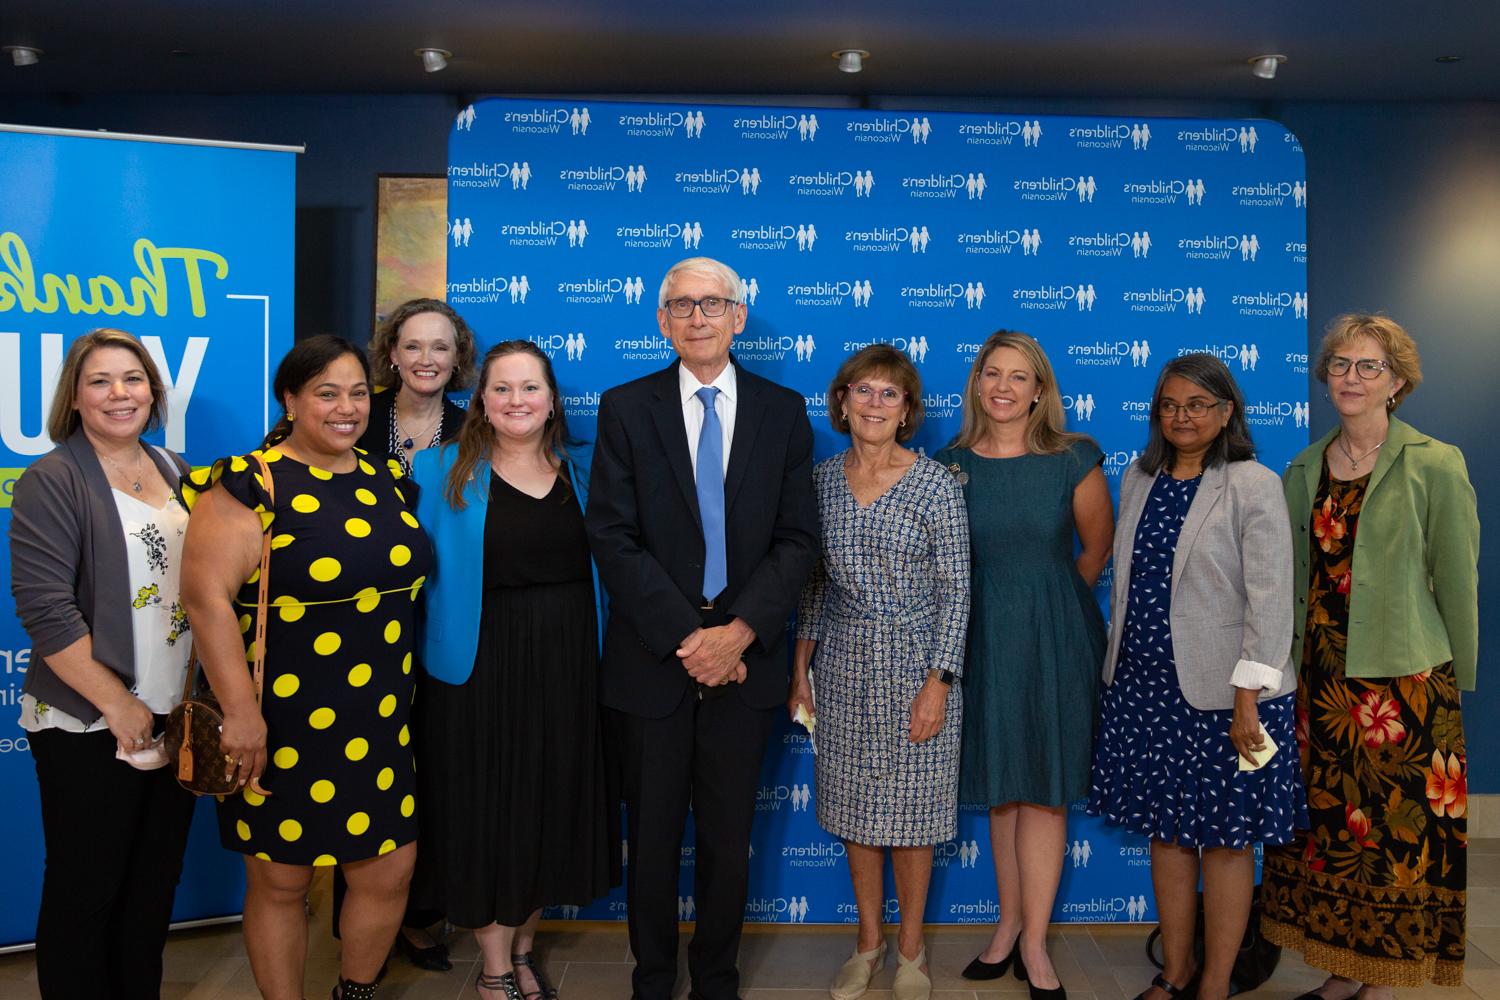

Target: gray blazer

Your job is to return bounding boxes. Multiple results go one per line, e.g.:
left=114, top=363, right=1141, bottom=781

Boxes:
left=1102, top=459, right=1295, bottom=711
left=8, top=429, right=188, bottom=723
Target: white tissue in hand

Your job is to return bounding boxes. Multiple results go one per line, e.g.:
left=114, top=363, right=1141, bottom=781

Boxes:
left=794, top=704, right=816, bottom=735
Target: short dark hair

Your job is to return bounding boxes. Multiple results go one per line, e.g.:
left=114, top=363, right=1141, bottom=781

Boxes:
left=263, top=335, right=371, bottom=448
left=828, top=344, right=924, bottom=444
left=1138, top=353, right=1256, bottom=475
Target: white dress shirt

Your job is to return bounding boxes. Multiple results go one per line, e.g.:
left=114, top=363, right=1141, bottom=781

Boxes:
left=679, top=362, right=736, bottom=479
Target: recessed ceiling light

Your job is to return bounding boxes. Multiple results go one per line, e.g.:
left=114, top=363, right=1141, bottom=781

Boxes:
left=4, top=45, right=42, bottom=67
left=416, top=47, right=451, bottom=73
left=1248, top=54, right=1286, bottom=80
left=1435, top=55, right=1462, bottom=63
left=833, top=49, right=869, bottom=74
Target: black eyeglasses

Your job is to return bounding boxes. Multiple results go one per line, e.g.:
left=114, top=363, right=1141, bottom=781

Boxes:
left=664, top=296, right=737, bottom=318
left=1157, top=400, right=1223, bottom=419
left=1326, top=357, right=1389, bottom=380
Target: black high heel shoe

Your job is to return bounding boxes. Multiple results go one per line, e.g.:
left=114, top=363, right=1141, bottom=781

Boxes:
left=396, top=927, right=453, bottom=972
left=512, top=952, right=558, bottom=1000
left=1132, top=970, right=1200, bottom=1000
left=962, top=945, right=1027, bottom=981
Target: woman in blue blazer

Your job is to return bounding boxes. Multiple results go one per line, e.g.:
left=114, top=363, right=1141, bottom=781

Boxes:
left=410, top=341, right=612, bottom=1000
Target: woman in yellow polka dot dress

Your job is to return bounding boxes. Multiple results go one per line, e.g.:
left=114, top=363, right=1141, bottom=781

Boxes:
left=181, top=335, right=432, bottom=1000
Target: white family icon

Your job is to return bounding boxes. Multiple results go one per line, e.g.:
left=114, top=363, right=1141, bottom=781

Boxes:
left=797, top=114, right=819, bottom=141
left=621, top=276, right=646, bottom=304
left=909, top=226, right=931, bottom=253
left=850, top=280, right=874, bottom=308
left=852, top=170, right=875, bottom=197
left=1131, top=122, right=1152, bottom=150
left=1130, top=340, right=1153, bottom=367
left=1069, top=839, right=1093, bottom=868
left=794, top=334, right=817, bottom=362
left=1240, top=234, right=1260, bottom=261
left=507, top=275, right=530, bottom=304
left=909, top=116, right=932, bottom=144
left=1076, top=176, right=1097, bottom=203
left=681, top=110, right=706, bottom=138
left=1293, top=291, right=1308, bottom=318
left=795, top=224, right=819, bottom=251
left=739, top=167, right=762, bottom=194
left=1021, top=229, right=1042, bottom=255
left=450, top=217, right=473, bottom=247
left=1125, top=895, right=1151, bottom=921
left=1074, top=283, right=1098, bottom=311
left=956, top=839, right=981, bottom=868
left=508, top=162, right=532, bottom=190
left=1184, top=178, right=1206, bottom=205
left=738, top=277, right=761, bottom=305
left=681, top=221, right=703, bottom=249
left=906, top=336, right=930, bottom=363
left=564, top=332, right=587, bottom=361
left=1239, top=344, right=1260, bottom=370
left=569, top=107, right=592, bottom=136
left=455, top=104, right=476, bottom=131
left=1185, top=287, right=1206, bottom=314
left=966, top=172, right=987, bottom=200
left=964, top=282, right=986, bottom=309
left=567, top=219, right=589, bottom=247
left=1238, top=125, right=1259, bottom=153
left=626, top=165, right=647, bottom=192
left=1022, top=120, right=1042, bottom=147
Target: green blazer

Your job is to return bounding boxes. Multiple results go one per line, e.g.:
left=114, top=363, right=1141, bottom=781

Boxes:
left=1285, top=416, right=1479, bottom=689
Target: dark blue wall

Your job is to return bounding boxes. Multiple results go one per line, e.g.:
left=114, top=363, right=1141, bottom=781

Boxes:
left=5, top=93, right=1495, bottom=787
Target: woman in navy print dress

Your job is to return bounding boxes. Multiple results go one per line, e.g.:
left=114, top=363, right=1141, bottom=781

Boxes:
left=1087, top=354, right=1306, bottom=1000
left=790, top=345, right=970, bottom=1000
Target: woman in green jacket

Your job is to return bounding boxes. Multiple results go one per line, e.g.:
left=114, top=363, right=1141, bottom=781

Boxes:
left=1260, top=315, right=1478, bottom=998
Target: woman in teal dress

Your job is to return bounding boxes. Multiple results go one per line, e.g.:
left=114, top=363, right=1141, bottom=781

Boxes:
left=936, top=331, right=1113, bottom=1000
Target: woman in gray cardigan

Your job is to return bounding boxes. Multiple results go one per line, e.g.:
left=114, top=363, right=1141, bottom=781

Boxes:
left=1086, top=354, right=1306, bottom=1000
left=8, top=328, right=196, bottom=995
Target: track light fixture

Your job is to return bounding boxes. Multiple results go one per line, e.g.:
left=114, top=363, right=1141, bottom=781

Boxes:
left=1249, top=54, right=1286, bottom=80
left=5, top=46, right=42, bottom=67
left=416, top=47, right=451, bottom=73
left=833, top=49, right=869, bottom=74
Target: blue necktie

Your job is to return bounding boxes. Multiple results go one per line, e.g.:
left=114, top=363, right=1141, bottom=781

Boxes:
left=695, top=386, right=727, bottom=601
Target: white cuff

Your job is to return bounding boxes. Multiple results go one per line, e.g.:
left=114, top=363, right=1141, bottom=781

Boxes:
left=1230, top=658, right=1283, bottom=693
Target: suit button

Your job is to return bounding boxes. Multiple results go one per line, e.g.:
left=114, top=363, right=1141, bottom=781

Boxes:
left=1298, top=597, right=1306, bottom=604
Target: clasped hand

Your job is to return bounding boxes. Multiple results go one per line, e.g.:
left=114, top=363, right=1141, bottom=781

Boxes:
left=677, top=620, right=754, bottom=686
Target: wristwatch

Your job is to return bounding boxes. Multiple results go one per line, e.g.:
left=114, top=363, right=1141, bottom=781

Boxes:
left=928, top=668, right=956, bottom=686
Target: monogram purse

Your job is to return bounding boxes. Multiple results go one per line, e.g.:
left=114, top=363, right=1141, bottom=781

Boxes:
left=163, top=452, right=274, bottom=796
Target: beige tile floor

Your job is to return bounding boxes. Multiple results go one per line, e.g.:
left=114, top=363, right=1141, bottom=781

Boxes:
left=2, top=840, right=1496, bottom=1000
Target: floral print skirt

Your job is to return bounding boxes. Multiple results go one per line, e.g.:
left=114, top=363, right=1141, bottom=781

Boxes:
left=1260, top=467, right=1467, bottom=987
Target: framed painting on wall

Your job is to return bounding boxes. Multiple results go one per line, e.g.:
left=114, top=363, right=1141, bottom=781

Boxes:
left=373, top=174, right=447, bottom=328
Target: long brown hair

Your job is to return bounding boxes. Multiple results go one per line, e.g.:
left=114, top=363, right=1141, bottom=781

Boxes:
left=947, top=329, right=1086, bottom=455
left=443, top=340, right=576, bottom=510
left=46, top=328, right=169, bottom=443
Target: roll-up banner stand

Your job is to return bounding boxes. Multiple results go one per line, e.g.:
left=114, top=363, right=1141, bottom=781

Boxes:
left=0, top=123, right=299, bottom=948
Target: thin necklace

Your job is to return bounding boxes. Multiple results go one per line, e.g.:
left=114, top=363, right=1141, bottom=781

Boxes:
left=395, top=404, right=442, bottom=451
left=100, top=446, right=145, bottom=493
left=1337, top=431, right=1385, bottom=470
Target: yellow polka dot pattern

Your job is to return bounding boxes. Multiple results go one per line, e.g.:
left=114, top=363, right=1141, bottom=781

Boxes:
left=208, top=450, right=425, bottom=865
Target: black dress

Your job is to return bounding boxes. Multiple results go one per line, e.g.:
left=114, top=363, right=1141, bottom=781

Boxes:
left=415, top=469, right=612, bottom=927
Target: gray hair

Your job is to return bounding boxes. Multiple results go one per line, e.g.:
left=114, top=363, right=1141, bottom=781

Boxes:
left=657, top=256, right=745, bottom=307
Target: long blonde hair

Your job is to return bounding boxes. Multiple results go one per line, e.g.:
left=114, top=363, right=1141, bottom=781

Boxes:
left=947, top=330, right=1086, bottom=455
left=443, top=341, right=576, bottom=510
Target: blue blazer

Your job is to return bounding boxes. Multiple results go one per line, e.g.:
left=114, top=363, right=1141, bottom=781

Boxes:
left=411, top=441, right=606, bottom=685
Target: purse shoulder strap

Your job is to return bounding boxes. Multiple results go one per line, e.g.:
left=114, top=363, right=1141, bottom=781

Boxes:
left=247, top=452, right=275, bottom=707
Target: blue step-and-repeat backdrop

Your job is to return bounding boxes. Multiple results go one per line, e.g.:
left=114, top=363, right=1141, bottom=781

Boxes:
left=448, top=98, right=1310, bottom=925
left=0, top=124, right=296, bottom=946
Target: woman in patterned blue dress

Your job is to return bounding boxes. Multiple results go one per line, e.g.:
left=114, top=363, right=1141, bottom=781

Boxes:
left=790, top=345, right=970, bottom=1000
left=1087, top=354, right=1306, bottom=1000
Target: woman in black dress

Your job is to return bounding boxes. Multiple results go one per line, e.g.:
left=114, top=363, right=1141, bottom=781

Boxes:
left=338, top=298, right=476, bottom=971
left=411, top=341, right=612, bottom=1000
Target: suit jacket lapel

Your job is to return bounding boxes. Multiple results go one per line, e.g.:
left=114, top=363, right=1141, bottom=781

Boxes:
left=1170, top=462, right=1226, bottom=602
left=724, top=361, right=764, bottom=512
left=1365, top=416, right=1421, bottom=499
left=1299, top=424, right=1338, bottom=507
left=649, top=361, right=703, bottom=531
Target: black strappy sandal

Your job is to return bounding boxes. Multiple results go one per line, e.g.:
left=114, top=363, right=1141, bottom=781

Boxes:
left=478, top=970, right=526, bottom=1000
left=512, top=952, right=558, bottom=1000
left=1132, top=972, right=1199, bottom=1000
left=331, top=976, right=379, bottom=1000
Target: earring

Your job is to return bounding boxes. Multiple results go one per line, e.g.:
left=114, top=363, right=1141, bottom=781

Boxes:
left=548, top=408, right=555, bottom=419
left=391, top=363, right=399, bottom=373
left=287, top=411, right=295, bottom=422
left=1388, top=395, right=1395, bottom=408
left=1034, top=397, right=1041, bottom=404
left=899, top=418, right=907, bottom=428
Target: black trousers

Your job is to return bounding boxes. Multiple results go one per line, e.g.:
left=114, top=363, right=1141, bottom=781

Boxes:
left=611, top=684, right=775, bottom=1000
left=29, top=726, right=196, bottom=1000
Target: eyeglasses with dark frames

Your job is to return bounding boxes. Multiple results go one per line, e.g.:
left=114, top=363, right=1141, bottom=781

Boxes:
left=1157, top=399, right=1224, bottom=419
left=664, top=296, right=738, bottom=319
left=1326, top=357, right=1389, bottom=380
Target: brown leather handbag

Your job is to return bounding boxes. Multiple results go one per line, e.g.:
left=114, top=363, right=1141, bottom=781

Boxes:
left=163, top=452, right=274, bottom=796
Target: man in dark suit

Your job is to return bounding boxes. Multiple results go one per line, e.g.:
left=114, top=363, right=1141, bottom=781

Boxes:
left=586, top=256, right=818, bottom=1000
